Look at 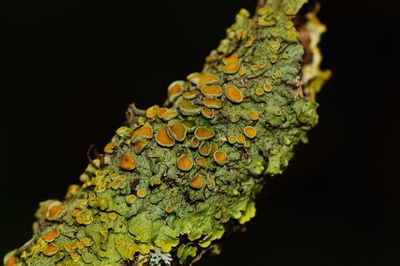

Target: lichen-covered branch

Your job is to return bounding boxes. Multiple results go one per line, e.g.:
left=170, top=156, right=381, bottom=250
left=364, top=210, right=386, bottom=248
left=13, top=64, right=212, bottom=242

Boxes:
left=4, top=0, right=330, bottom=265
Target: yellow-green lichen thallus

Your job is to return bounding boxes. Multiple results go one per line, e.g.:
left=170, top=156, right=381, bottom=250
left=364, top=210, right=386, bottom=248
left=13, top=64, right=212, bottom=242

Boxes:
left=4, top=0, right=330, bottom=265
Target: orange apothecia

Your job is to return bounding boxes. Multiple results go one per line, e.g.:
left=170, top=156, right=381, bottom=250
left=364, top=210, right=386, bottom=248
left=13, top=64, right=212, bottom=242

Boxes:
left=225, top=85, right=244, bottom=103
left=194, top=127, right=215, bottom=141
left=155, top=127, right=175, bottom=147
left=177, top=155, right=194, bottom=172
left=244, top=126, right=257, bottom=139
left=119, top=153, right=136, bottom=171
left=167, top=122, right=187, bottom=142
left=190, top=174, right=203, bottom=189
left=214, top=151, right=227, bottom=166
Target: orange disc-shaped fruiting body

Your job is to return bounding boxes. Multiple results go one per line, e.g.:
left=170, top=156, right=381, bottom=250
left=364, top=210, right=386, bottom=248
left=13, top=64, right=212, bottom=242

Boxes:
left=131, top=125, right=153, bottom=142
left=228, top=135, right=237, bottom=144
left=237, top=134, right=246, bottom=144
left=133, top=140, right=149, bottom=154
left=198, top=141, right=211, bottom=157
left=42, top=227, right=60, bottom=242
left=198, top=74, right=219, bottom=88
left=223, top=53, right=240, bottom=74
left=190, top=174, right=203, bottom=189
left=183, top=89, right=200, bottom=100
left=42, top=243, right=59, bottom=256
left=190, top=137, right=200, bottom=148
left=203, top=98, right=222, bottom=109
left=145, top=105, right=159, bottom=119
left=137, top=188, right=147, bottom=198
left=119, top=153, right=136, bottom=171
left=222, top=53, right=238, bottom=65
left=177, top=155, right=194, bottom=172
left=201, top=107, right=215, bottom=119
left=249, top=111, right=259, bottom=121
left=194, top=127, right=215, bottom=141
left=5, top=256, right=17, bottom=266
left=223, top=62, right=240, bottom=74
left=159, top=108, right=179, bottom=121
left=225, top=85, right=244, bottom=103
left=179, top=101, right=202, bottom=116
left=201, top=85, right=223, bottom=97
left=167, top=122, right=187, bottom=142
left=46, top=201, right=66, bottom=221
left=255, top=88, right=264, bottom=96
left=103, top=142, right=113, bottom=154
left=157, top=107, right=168, bottom=118
left=155, top=127, right=175, bottom=147
left=244, top=126, right=257, bottom=139
left=168, top=81, right=185, bottom=102
left=213, top=151, right=227, bottom=166
left=195, top=157, right=206, bottom=168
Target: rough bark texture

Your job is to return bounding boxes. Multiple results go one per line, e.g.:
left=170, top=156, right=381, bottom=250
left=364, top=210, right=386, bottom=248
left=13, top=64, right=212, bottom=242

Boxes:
left=4, top=0, right=330, bottom=265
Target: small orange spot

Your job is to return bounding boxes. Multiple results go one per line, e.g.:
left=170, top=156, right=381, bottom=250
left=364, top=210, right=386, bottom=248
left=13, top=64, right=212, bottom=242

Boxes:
left=198, top=74, right=219, bottom=88
left=228, top=135, right=237, bottom=144
left=133, top=140, right=149, bottom=154
left=167, top=122, right=187, bottom=142
left=223, top=62, right=240, bottom=74
left=165, top=206, right=174, bottom=214
left=249, top=111, right=259, bottom=121
left=223, top=53, right=238, bottom=65
left=239, top=67, right=247, bottom=76
left=43, top=243, right=59, bottom=256
left=103, top=142, right=113, bottom=154
left=270, top=56, right=278, bottom=63
left=244, top=126, right=257, bottom=139
left=137, top=188, right=147, bottom=198
left=177, top=155, right=194, bottom=172
left=146, top=105, right=159, bottom=119
left=244, top=141, right=252, bottom=148
left=225, top=85, right=244, bottom=103
left=42, top=227, right=60, bottom=242
left=214, top=151, right=227, bottom=166
left=195, top=157, right=206, bottom=168
left=195, top=127, right=215, bottom=141
left=82, top=238, right=92, bottom=247
left=203, top=97, right=222, bottom=109
left=155, top=127, right=175, bottom=147
left=255, top=88, right=264, bottom=96
left=264, top=83, right=273, bottom=92
left=201, top=85, right=223, bottom=97
left=190, top=174, right=203, bottom=189
left=126, top=194, right=136, bottom=204
left=119, top=153, right=136, bottom=171
left=201, top=106, right=215, bottom=119
left=237, top=134, right=246, bottom=144
left=198, top=141, right=211, bottom=157
left=285, top=21, right=294, bottom=29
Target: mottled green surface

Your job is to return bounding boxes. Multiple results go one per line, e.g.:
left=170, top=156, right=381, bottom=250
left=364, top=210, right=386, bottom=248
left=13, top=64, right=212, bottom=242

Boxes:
left=4, top=0, right=330, bottom=265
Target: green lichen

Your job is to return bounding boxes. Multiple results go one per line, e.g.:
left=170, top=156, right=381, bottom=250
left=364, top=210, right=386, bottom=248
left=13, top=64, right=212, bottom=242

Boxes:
left=4, top=0, right=330, bottom=265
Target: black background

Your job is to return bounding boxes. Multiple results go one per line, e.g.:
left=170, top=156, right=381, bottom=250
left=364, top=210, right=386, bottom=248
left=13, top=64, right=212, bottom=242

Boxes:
left=1, top=0, right=399, bottom=265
